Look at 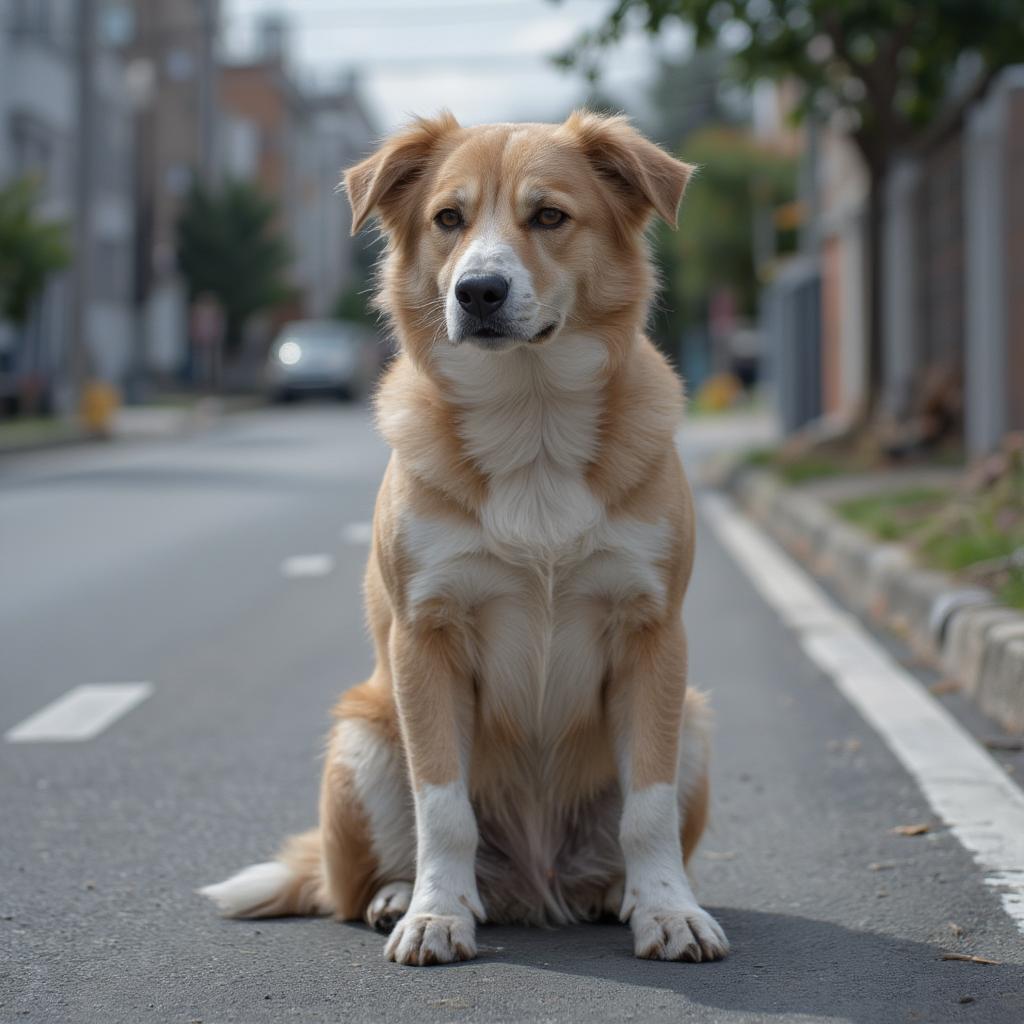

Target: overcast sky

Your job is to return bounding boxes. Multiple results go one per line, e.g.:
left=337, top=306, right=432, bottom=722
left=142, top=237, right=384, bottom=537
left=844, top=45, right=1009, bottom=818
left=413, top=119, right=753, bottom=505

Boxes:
left=223, top=0, right=693, bottom=133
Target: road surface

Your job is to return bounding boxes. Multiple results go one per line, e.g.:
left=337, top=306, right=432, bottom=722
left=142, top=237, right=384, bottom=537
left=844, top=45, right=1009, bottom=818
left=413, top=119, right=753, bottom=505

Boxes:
left=2, top=404, right=1023, bottom=1023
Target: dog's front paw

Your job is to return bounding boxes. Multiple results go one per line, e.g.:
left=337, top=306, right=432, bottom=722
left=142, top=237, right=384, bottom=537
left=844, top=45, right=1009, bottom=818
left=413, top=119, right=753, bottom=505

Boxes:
left=384, top=912, right=477, bottom=966
left=631, top=905, right=729, bottom=962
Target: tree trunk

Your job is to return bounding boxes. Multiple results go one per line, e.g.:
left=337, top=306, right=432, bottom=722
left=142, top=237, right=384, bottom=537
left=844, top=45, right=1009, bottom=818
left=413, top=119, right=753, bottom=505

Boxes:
left=862, top=166, right=886, bottom=424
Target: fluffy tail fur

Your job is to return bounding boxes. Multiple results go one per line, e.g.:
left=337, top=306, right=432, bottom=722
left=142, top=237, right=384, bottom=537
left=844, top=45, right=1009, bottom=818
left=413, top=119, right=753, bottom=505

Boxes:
left=199, top=828, right=332, bottom=918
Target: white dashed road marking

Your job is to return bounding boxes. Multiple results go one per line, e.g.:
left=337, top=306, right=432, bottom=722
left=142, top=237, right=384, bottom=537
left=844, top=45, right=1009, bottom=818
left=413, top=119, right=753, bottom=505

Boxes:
left=281, top=554, right=335, bottom=578
left=340, top=521, right=373, bottom=545
left=5, top=683, right=154, bottom=743
left=703, top=492, right=1024, bottom=935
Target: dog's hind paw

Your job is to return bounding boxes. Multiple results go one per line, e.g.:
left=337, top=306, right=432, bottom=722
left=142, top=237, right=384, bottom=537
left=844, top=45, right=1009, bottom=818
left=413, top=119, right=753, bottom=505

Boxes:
left=631, top=905, right=729, bottom=962
left=384, top=912, right=476, bottom=966
left=366, top=880, right=413, bottom=933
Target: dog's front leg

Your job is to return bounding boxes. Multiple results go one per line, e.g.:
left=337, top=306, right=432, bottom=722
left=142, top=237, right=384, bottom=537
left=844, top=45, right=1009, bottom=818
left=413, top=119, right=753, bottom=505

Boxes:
left=384, top=621, right=484, bottom=965
left=609, top=619, right=729, bottom=962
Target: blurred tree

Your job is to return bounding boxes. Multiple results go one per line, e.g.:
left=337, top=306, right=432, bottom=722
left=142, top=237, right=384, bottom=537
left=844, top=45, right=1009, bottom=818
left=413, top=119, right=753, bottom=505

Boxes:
left=0, top=177, right=70, bottom=326
left=672, top=127, right=796, bottom=319
left=643, top=51, right=754, bottom=359
left=332, top=230, right=385, bottom=328
left=648, top=128, right=795, bottom=362
left=646, top=48, right=745, bottom=150
left=177, top=180, right=292, bottom=354
left=560, top=0, right=1024, bottom=421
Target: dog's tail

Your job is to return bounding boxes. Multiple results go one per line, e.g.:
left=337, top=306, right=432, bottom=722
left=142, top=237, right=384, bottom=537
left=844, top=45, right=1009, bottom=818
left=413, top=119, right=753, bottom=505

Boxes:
left=199, top=828, right=333, bottom=918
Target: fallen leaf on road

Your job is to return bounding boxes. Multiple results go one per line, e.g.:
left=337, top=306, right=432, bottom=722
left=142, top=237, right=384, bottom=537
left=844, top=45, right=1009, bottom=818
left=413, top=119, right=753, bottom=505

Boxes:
left=929, top=679, right=960, bottom=696
left=891, top=823, right=931, bottom=836
left=940, top=952, right=1001, bottom=965
left=947, top=921, right=964, bottom=939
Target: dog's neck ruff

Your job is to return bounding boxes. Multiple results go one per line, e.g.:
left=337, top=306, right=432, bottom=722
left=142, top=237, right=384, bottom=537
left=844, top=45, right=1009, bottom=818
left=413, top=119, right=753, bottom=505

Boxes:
left=433, top=334, right=608, bottom=561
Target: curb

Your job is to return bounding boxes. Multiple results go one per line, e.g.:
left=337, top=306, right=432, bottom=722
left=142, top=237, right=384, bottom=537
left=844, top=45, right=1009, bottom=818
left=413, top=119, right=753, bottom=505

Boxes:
left=0, top=396, right=266, bottom=457
left=718, top=463, right=1024, bottom=735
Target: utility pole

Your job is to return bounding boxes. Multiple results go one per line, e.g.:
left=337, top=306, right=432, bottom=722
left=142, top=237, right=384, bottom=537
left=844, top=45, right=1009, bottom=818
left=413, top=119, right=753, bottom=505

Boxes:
left=69, top=0, right=97, bottom=414
left=197, top=0, right=220, bottom=186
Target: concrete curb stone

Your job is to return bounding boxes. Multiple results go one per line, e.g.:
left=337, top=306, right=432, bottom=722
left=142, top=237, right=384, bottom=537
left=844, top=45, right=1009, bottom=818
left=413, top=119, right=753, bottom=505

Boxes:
left=945, top=606, right=1024, bottom=696
left=724, top=464, right=1024, bottom=735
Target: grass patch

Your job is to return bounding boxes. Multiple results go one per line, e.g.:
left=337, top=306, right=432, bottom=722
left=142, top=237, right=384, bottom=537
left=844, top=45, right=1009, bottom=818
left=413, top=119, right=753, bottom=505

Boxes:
left=0, top=416, right=83, bottom=449
left=742, top=446, right=867, bottom=484
left=999, top=571, right=1024, bottom=610
left=837, top=488, right=948, bottom=542
left=833, top=459, right=1024, bottom=610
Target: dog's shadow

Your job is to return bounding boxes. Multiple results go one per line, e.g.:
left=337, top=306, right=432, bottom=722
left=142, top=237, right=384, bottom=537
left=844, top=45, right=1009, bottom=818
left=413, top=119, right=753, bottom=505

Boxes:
left=443, top=907, right=1024, bottom=1023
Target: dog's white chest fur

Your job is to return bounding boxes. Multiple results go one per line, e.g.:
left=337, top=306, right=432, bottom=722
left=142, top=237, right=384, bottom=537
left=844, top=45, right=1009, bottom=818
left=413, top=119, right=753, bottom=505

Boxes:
left=436, top=335, right=607, bottom=560
left=403, top=337, right=669, bottom=739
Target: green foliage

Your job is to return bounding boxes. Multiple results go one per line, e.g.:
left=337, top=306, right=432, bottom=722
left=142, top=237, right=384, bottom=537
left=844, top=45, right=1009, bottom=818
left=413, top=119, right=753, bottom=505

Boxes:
left=176, top=180, right=292, bottom=352
left=838, top=488, right=948, bottom=540
left=833, top=452, right=1024, bottom=607
left=561, top=1, right=1024, bottom=168
left=332, top=282, right=377, bottom=328
left=0, top=177, right=70, bottom=325
left=743, top=443, right=873, bottom=482
left=332, top=229, right=385, bottom=328
left=671, top=127, right=795, bottom=321
left=999, top=571, right=1024, bottom=611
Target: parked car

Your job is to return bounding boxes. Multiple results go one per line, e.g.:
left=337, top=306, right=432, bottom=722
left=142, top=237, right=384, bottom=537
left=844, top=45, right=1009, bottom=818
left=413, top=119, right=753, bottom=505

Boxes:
left=265, top=320, right=378, bottom=402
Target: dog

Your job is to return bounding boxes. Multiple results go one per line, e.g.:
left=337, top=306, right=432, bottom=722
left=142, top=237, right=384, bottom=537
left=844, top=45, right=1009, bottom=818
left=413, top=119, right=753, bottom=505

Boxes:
left=201, top=111, right=729, bottom=967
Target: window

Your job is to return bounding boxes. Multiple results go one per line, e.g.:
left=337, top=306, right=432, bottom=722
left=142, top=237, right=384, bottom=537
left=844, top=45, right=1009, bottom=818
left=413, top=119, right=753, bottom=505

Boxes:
left=9, top=0, right=53, bottom=44
left=10, top=115, right=54, bottom=192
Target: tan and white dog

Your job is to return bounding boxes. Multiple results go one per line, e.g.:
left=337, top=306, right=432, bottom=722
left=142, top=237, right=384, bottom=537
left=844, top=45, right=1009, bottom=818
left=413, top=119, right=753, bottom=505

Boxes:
left=201, top=111, right=729, bottom=967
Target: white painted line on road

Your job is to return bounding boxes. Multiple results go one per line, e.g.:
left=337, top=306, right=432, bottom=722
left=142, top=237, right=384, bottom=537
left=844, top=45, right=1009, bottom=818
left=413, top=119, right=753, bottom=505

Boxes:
left=702, top=492, right=1024, bottom=935
left=5, top=683, right=154, bottom=743
left=281, top=553, right=335, bottom=578
left=340, top=521, right=373, bottom=545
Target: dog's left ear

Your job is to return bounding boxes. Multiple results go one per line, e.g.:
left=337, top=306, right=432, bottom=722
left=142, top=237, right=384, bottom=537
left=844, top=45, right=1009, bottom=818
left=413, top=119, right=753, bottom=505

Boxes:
left=345, top=111, right=460, bottom=234
left=564, top=111, right=694, bottom=228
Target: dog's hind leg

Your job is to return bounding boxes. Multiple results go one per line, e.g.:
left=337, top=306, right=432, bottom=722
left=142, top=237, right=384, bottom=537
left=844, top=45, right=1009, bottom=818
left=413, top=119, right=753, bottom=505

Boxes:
left=321, top=682, right=416, bottom=927
left=679, top=687, right=712, bottom=863
left=200, top=680, right=415, bottom=924
left=199, top=825, right=331, bottom=919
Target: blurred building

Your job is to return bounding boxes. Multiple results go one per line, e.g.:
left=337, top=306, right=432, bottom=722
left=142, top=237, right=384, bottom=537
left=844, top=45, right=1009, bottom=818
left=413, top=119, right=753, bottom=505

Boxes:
left=765, top=65, right=1024, bottom=456
left=0, top=0, right=135, bottom=412
left=124, top=0, right=220, bottom=381
left=220, top=19, right=374, bottom=331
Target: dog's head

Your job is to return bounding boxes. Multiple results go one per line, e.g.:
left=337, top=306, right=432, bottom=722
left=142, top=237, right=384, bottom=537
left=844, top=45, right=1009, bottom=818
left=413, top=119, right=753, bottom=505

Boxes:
left=345, top=111, right=692, bottom=365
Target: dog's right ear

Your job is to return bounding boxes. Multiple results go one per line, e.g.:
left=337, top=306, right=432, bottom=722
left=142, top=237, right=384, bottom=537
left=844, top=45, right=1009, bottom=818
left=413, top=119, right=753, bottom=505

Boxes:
left=344, top=112, right=460, bottom=234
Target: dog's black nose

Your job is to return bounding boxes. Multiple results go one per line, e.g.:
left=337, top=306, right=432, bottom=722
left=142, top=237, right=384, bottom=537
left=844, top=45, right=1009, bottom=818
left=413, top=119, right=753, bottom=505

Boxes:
left=455, top=274, right=509, bottom=320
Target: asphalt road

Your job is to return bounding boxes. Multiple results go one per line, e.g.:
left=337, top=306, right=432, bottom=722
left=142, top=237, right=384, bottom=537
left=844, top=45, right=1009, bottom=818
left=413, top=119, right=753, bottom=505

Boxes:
left=2, top=404, right=1023, bottom=1024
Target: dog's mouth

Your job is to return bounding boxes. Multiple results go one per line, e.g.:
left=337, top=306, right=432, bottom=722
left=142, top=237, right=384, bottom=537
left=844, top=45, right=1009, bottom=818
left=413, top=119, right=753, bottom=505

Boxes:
left=468, top=322, right=558, bottom=347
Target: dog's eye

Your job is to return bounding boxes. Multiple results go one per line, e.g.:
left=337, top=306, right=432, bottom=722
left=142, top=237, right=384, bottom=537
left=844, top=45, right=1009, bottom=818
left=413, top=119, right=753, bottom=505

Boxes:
left=532, top=208, right=567, bottom=229
left=434, top=209, right=463, bottom=230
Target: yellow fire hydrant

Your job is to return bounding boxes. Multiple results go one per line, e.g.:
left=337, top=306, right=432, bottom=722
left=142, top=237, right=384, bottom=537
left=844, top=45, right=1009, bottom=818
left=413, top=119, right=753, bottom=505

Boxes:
left=79, top=380, right=120, bottom=437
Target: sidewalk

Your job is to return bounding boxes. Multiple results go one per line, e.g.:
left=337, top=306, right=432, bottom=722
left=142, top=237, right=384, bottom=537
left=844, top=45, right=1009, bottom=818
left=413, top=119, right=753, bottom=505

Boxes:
left=0, top=395, right=265, bottom=455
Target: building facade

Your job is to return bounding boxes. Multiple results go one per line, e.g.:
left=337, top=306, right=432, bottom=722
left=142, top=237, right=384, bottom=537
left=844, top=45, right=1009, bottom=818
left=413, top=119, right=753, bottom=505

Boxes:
left=766, top=65, right=1024, bottom=456
left=0, top=0, right=134, bottom=411
left=125, top=0, right=219, bottom=379
left=221, top=43, right=374, bottom=329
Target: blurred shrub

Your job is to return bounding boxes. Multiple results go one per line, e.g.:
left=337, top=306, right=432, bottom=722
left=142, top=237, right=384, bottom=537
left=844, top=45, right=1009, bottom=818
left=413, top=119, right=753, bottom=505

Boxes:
left=177, top=180, right=293, bottom=354
left=0, top=177, right=70, bottom=326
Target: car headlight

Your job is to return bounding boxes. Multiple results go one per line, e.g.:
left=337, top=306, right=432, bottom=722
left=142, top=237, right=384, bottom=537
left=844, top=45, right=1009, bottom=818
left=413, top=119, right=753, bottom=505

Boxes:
left=278, top=340, right=302, bottom=365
